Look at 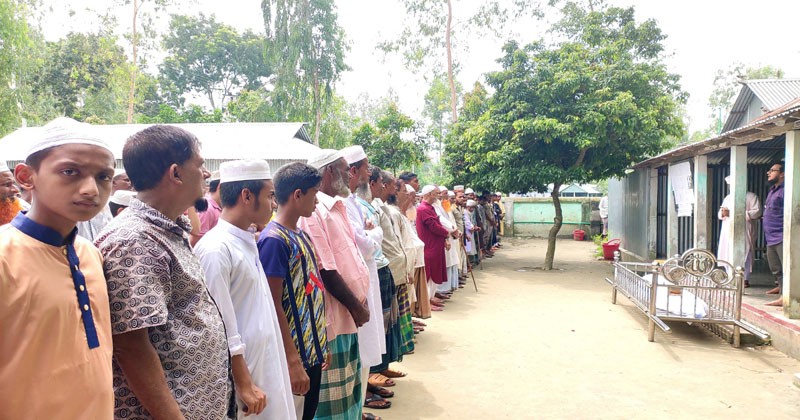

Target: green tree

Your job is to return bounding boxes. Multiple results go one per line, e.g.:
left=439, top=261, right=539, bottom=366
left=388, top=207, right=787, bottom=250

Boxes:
left=351, top=102, right=427, bottom=174
left=449, top=1, right=685, bottom=269
left=423, top=73, right=461, bottom=169
left=0, top=0, right=31, bottom=135
left=262, top=0, right=350, bottom=146
left=161, top=14, right=271, bottom=109
left=28, top=32, right=128, bottom=120
left=708, top=63, right=784, bottom=133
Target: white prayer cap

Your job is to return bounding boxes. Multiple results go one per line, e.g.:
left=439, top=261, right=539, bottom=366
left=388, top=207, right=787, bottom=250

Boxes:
left=209, top=171, right=221, bottom=182
left=724, top=176, right=731, bottom=185
left=495, top=192, right=502, bottom=196
left=448, top=191, right=455, bottom=197
left=113, top=168, right=126, bottom=178
left=466, top=199, right=477, bottom=207
left=421, top=184, right=437, bottom=195
left=453, top=185, right=465, bottom=191
left=465, top=188, right=475, bottom=195
left=307, top=149, right=342, bottom=169
left=0, top=161, right=9, bottom=173
left=219, top=159, right=272, bottom=183
left=405, top=184, right=416, bottom=193
left=26, top=117, right=112, bottom=160
left=438, top=185, right=448, bottom=191
left=341, top=145, right=367, bottom=165
left=109, top=190, right=136, bottom=207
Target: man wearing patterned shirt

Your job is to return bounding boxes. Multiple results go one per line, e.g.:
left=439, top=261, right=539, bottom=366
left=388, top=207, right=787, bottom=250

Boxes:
left=259, top=162, right=329, bottom=420
left=95, top=125, right=235, bottom=419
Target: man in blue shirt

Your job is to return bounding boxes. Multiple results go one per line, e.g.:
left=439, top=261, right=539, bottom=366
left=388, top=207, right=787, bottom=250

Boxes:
left=764, top=162, right=785, bottom=307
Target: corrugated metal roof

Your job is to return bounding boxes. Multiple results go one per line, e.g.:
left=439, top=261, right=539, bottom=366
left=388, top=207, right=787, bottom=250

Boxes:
left=722, top=79, right=800, bottom=132
left=0, top=122, right=319, bottom=162
left=634, top=101, right=800, bottom=169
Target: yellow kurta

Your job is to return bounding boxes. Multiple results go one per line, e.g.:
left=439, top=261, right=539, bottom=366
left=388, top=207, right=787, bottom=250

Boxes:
left=0, top=220, right=113, bottom=419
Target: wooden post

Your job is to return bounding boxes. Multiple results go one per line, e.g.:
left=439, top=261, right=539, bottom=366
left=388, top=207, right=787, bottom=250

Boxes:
left=693, top=155, right=709, bottom=249
left=783, top=130, right=800, bottom=317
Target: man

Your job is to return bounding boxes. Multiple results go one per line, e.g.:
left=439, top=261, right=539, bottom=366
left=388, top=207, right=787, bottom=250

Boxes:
left=112, top=169, right=133, bottom=192
left=195, top=160, right=295, bottom=419
left=416, top=185, right=450, bottom=308
left=493, top=192, right=505, bottom=244
left=451, top=189, right=468, bottom=284
left=108, top=190, right=137, bottom=217
left=341, top=146, right=391, bottom=412
left=764, top=162, right=785, bottom=307
left=378, top=171, right=415, bottom=357
left=95, top=125, right=234, bottom=419
left=0, top=161, right=23, bottom=225
left=192, top=171, right=222, bottom=246
left=297, top=149, right=370, bottom=420
left=398, top=171, right=420, bottom=223
left=1, top=118, right=115, bottom=419
left=716, top=176, right=761, bottom=287
left=464, top=199, right=479, bottom=265
left=259, top=162, right=328, bottom=420
left=400, top=183, right=432, bottom=317
left=598, top=195, right=609, bottom=237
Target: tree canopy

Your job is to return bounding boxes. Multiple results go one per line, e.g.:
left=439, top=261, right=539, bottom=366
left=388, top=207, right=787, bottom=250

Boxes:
left=447, top=1, right=685, bottom=268
left=351, top=102, right=427, bottom=174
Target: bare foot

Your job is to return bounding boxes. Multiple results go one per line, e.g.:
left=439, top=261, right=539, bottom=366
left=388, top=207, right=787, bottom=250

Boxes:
left=766, top=286, right=781, bottom=295
left=765, top=296, right=783, bottom=307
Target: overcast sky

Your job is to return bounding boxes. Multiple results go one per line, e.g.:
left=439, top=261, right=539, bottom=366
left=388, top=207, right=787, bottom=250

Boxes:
left=45, top=0, right=800, bottom=134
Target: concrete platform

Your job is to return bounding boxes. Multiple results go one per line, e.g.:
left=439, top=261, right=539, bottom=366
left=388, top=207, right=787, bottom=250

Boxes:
left=742, top=284, right=800, bottom=361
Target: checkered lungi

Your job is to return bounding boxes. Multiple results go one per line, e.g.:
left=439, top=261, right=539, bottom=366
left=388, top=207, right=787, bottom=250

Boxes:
left=315, top=333, right=362, bottom=419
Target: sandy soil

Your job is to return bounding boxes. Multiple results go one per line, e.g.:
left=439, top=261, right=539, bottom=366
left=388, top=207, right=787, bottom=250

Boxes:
left=373, top=238, right=800, bottom=419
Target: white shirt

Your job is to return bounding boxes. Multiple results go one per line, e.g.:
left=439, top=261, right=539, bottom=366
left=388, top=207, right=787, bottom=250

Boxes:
left=195, top=219, right=296, bottom=420
left=344, top=194, right=386, bottom=366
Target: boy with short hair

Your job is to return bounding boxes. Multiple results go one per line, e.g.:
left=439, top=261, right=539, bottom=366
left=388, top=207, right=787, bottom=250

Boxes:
left=0, top=117, right=116, bottom=419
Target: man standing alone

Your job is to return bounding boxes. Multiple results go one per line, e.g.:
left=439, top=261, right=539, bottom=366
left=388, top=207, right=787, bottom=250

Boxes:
left=764, top=162, right=785, bottom=307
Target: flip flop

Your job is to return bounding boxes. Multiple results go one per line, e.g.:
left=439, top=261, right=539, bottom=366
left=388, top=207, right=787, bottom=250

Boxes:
left=367, top=384, right=395, bottom=398
left=363, top=414, right=382, bottom=420
left=368, top=373, right=396, bottom=387
left=364, top=394, right=391, bottom=409
left=380, top=369, right=407, bottom=378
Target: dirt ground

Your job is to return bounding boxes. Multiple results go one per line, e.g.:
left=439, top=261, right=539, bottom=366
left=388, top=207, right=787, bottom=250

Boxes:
left=375, top=238, right=800, bottom=419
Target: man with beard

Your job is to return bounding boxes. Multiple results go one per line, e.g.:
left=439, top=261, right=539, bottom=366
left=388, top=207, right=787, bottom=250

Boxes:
left=398, top=183, right=432, bottom=318
left=0, top=161, right=23, bottom=225
left=398, top=172, right=420, bottom=224
left=764, top=162, right=786, bottom=307
left=416, top=185, right=451, bottom=309
left=340, top=145, right=391, bottom=413
left=298, top=149, right=370, bottom=420
left=95, top=125, right=235, bottom=419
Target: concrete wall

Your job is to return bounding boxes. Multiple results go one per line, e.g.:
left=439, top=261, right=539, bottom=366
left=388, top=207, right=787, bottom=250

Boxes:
left=504, top=197, right=598, bottom=238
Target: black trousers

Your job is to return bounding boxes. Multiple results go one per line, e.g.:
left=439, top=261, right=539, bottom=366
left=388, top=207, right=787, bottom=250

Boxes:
left=300, top=363, right=323, bottom=420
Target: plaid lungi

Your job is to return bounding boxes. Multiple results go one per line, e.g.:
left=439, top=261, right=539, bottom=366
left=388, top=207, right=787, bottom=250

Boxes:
left=397, top=284, right=415, bottom=355
left=315, top=333, right=362, bottom=419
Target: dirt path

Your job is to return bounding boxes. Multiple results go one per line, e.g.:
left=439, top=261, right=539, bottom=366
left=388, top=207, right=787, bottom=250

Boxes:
left=376, top=238, right=800, bottom=419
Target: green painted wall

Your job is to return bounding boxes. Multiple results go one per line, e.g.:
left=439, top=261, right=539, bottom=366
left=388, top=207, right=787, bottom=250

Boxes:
left=503, top=197, right=598, bottom=238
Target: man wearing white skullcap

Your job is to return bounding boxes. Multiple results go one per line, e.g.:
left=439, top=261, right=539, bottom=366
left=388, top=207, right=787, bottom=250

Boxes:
left=717, top=175, right=761, bottom=287
left=298, top=148, right=370, bottom=419
left=108, top=190, right=137, bottom=217
left=1, top=117, right=116, bottom=419
left=415, top=184, right=450, bottom=307
left=340, top=145, right=389, bottom=414
left=195, top=160, right=296, bottom=419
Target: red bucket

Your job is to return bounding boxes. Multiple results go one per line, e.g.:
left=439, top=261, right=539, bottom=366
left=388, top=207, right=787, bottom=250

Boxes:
left=573, top=229, right=585, bottom=241
left=602, top=239, right=621, bottom=260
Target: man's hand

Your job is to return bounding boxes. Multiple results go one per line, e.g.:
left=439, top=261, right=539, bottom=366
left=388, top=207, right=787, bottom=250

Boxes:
left=720, top=207, right=729, bottom=218
left=364, top=220, right=375, bottom=230
left=445, top=242, right=451, bottom=251
left=350, top=301, right=370, bottom=327
left=288, top=360, right=311, bottom=396
left=322, top=351, right=332, bottom=371
left=237, top=382, right=267, bottom=416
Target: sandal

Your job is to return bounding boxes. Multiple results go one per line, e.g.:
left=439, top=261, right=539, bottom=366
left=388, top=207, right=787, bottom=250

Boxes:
left=363, top=414, right=382, bottom=420
left=368, top=373, right=396, bottom=387
left=380, top=368, right=407, bottom=378
left=367, top=384, right=394, bottom=398
left=364, top=394, right=391, bottom=409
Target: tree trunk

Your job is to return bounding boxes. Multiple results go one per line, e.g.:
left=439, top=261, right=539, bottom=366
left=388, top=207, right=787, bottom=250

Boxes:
left=126, top=0, right=138, bottom=124
left=313, top=73, right=321, bottom=147
left=446, top=0, right=457, bottom=123
left=544, top=181, right=563, bottom=270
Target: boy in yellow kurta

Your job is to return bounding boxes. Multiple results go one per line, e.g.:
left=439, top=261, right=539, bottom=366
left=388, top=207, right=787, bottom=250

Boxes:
left=0, top=118, right=116, bottom=419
